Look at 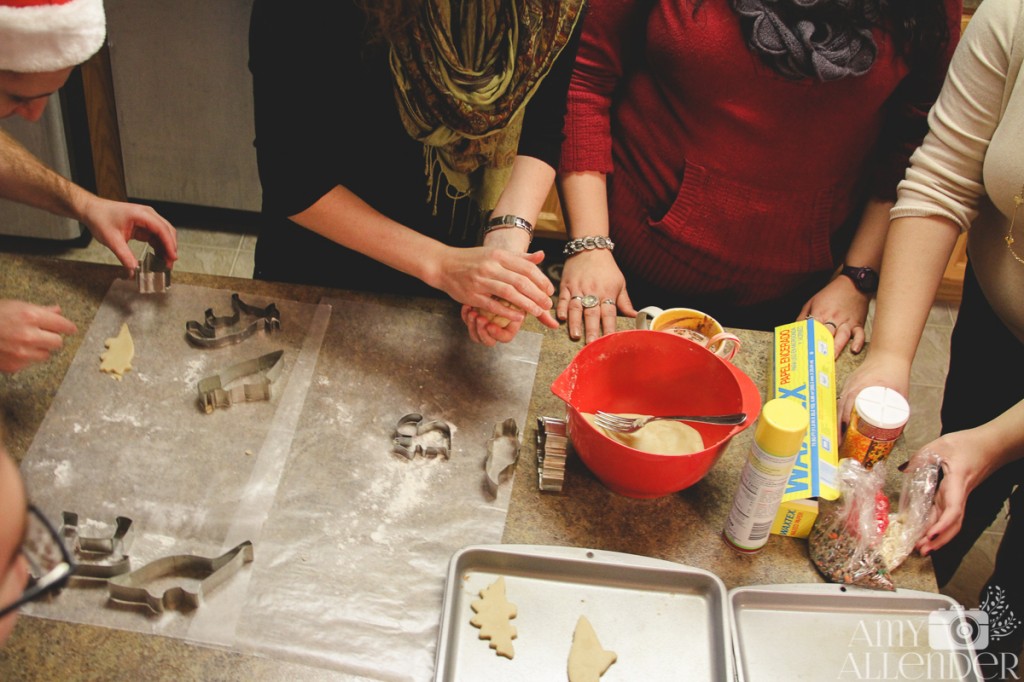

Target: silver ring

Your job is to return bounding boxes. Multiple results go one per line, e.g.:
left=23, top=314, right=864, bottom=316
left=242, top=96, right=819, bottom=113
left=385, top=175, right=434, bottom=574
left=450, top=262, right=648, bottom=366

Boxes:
left=824, top=320, right=837, bottom=329
left=602, top=299, right=616, bottom=306
left=580, top=294, right=599, bottom=309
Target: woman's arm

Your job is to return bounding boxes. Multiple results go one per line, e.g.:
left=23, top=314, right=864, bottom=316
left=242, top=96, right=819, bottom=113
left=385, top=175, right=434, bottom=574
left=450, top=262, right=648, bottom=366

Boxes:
left=913, top=399, right=1024, bottom=555
left=556, top=0, right=649, bottom=343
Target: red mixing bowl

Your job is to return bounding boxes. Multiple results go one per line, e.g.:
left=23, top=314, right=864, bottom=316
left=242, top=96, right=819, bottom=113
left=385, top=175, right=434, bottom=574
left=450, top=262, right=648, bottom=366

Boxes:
left=550, top=330, right=761, bottom=498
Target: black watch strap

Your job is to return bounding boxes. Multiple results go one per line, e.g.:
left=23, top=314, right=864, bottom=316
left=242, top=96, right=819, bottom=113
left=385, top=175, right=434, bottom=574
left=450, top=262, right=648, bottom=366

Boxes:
left=840, top=265, right=879, bottom=294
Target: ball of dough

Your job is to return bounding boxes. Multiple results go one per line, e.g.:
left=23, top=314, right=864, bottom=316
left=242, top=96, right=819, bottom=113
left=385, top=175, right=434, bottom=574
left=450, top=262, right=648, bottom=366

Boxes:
left=583, top=412, right=704, bottom=455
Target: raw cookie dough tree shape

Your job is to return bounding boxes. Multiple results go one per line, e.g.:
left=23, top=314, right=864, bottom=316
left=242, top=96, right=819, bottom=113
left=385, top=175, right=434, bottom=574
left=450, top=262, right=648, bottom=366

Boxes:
left=470, top=576, right=518, bottom=658
left=99, top=323, right=134, bottom=380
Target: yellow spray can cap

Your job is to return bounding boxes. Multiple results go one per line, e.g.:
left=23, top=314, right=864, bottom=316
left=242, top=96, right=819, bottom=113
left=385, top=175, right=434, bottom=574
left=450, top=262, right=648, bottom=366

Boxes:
left=755, top=398, right=809, bottom=457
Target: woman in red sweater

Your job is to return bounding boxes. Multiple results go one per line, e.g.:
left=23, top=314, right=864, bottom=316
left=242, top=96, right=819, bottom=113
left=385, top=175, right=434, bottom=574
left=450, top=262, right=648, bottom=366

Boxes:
left=556, top=0, right=960, bottom=349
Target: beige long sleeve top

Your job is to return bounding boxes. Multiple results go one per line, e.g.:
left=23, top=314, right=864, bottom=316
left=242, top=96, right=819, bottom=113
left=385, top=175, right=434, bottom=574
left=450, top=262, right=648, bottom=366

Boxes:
left=891, top=0, right=1024, bottom=343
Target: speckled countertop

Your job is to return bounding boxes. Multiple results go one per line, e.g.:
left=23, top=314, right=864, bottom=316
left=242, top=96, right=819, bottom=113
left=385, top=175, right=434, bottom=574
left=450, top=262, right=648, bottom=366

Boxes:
left=0, top=254, right=937, bottom=680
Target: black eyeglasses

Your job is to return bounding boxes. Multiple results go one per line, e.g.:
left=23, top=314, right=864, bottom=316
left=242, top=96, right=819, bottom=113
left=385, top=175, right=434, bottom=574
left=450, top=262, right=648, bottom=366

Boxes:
left=0, top=505, right=75, bottom=619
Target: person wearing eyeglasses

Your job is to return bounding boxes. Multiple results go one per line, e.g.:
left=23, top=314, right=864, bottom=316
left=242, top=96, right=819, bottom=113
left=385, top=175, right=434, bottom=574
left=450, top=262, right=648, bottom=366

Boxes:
left=0, top=448, right=74, bottom=645
left=0, top=0, right=178, bottom=373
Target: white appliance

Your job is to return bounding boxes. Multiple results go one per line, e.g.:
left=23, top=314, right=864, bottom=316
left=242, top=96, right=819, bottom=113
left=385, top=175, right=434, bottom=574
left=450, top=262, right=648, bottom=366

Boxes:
left=0, top=93, right=84, bottom=240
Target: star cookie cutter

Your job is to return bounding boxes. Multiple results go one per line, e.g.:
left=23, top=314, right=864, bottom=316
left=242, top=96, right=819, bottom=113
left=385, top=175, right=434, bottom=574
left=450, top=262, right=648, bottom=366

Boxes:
left=197, top=350, right=285, bottom=414
left=484, top=418, right=520, bottom=497
left=135, top=250, right=171, bottom=294
left=185, top=293, right=281, bottom=348
left=107, top=541, right=254, bottom=614
left=392, top=413, right=451, bottom=460
left=62, top=512, right=133, bottom=579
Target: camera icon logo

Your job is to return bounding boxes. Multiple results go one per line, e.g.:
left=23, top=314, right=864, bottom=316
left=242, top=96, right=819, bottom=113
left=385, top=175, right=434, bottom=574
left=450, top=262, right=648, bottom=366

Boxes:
left=929, top=608, right=990, bottom=651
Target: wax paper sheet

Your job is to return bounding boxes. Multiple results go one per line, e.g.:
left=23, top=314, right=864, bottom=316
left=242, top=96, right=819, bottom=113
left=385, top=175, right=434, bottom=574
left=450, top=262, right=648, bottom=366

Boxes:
left=21, top=284, right=542, bottom=682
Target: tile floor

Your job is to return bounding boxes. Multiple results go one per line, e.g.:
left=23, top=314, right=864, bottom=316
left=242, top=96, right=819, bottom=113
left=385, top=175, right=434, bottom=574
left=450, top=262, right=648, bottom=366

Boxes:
left=0, top=219, right=1005, bottom=612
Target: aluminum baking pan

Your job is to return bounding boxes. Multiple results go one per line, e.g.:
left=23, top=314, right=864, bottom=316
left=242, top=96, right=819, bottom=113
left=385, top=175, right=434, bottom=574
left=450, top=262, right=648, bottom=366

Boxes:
left=435, top=544, right=732, bottom=681
left=729, top=583, right=982, bottom=682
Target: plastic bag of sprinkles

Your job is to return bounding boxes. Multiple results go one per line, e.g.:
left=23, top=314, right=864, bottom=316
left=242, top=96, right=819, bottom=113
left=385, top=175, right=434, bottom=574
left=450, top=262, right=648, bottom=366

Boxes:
left=809, top=453, right=941, bottom=590
left=809, top=458, right=894, bottom=590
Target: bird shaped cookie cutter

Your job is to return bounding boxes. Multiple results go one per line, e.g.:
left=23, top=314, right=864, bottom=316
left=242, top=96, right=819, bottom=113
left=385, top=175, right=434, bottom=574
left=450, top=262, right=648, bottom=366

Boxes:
left=484, top=418, right=520, bottom=497
left=107, top=541, right=254, bottom=614
left=185, top=293, right=281, bottom=348
left=197, top=350, right=285, bottom=414
left=392, top=413, right=452, bottom=460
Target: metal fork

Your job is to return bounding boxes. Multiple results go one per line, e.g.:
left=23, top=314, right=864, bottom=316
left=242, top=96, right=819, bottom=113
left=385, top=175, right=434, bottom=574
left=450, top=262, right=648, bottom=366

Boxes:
left=593, top=410, right=747, bottom=433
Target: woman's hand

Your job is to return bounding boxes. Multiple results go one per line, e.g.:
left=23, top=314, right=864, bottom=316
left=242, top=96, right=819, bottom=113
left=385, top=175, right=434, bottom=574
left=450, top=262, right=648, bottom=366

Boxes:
left=912, top=432, right=1000, bottom=557
left=837, top=352, right=910, bottom=431
left=79, top=195, right=178, bottom=276
left=0, top=300, right=77, bottom=373
left=444, top=239, right=558, bottom=345
left=798, top=276, right=870, bottom=356
left=555, top=250, right=635, bottom=343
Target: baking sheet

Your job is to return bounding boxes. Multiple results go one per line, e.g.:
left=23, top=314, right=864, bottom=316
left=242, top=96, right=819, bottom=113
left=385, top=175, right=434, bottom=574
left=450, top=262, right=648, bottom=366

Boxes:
left=730, top=584, right=981, bottom=681
left=20, top=284, right=542, bottom=681
left=436, top=544, right=733, bottom=681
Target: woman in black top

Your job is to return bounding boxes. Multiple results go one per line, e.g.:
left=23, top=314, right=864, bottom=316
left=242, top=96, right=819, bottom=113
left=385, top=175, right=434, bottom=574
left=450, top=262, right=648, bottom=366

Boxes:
left=249, top=0, right=583, bottom=345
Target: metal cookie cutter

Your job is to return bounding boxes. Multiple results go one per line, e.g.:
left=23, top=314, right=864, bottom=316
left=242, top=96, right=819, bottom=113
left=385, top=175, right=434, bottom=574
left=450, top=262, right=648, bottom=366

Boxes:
left=185, top=293, right=281, bottom=348
left=536, top=416, right=568, bottom=492
left=197, top=350, right=284, bottom=414
left=107, top=541, right=254, bottom=614
left=484, top=418, right=520, bottom=497
left=61, top=512, right=134, bottom=579
left=392, top=413, right=451, bottom=460
left=135, top=250, right=171, bottom=294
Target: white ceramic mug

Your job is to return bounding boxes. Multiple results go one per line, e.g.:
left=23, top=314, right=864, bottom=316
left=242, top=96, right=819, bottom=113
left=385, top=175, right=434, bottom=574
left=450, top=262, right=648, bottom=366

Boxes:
left=635, top=306, right=741, bottom=361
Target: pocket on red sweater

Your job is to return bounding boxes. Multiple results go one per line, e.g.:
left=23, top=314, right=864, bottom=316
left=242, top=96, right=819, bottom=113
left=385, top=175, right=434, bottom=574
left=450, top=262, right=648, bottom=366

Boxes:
left=635, top=161, right=836, bottom=303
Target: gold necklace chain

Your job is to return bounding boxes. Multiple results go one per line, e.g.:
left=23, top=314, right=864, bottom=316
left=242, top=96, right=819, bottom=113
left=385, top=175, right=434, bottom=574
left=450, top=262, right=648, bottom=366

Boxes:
left=1006, top=182, right=1024, bottom=265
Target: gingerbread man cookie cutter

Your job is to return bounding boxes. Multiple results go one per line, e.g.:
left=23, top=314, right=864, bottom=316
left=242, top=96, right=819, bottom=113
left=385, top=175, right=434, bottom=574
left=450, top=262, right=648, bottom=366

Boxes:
left=392, top=413, right=452, bottom=460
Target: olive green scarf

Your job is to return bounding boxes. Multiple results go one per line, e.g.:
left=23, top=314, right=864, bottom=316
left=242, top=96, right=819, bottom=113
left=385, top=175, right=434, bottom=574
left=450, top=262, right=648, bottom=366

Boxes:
left=388, top=0, right=584, bottom=211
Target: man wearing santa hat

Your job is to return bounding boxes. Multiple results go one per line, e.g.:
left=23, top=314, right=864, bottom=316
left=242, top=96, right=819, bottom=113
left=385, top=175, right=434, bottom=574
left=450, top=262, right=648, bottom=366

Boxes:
left=0, top=0, right=177, bottom=373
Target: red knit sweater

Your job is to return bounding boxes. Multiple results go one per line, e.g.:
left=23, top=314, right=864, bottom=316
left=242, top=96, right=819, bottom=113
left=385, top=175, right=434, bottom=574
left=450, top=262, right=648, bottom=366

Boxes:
left=561, top=0, right=960, bottom=307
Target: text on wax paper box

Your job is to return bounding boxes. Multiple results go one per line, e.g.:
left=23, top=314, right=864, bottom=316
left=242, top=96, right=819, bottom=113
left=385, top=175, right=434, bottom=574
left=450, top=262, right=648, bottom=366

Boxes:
left=770, top=319, right=840, bottom=538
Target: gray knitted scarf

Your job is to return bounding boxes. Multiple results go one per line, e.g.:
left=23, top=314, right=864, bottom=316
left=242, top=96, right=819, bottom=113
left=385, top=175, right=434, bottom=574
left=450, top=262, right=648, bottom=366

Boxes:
left=731, top=0, right=879, bottom=81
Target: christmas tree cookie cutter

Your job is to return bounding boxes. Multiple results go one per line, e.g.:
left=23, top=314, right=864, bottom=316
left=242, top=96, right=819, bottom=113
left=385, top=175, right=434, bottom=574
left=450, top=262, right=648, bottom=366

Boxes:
left=185, top=293, right=281, bottom=348
left=197, top=350, right=285, bottom=414
left=135, top=250, right=171, bottom=294
left=107, top=541, right=254, bottom=614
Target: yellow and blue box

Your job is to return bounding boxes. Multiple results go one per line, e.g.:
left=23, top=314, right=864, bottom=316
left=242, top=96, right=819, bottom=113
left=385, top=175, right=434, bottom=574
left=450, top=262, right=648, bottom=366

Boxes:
left=770, top=319, right=840, bottom=537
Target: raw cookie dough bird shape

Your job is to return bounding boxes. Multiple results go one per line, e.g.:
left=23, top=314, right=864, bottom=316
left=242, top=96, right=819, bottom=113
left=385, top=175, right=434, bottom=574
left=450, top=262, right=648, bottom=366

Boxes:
left=568, top=616, right=617, bottom=682
left=470, top=576, right=518, bottom=658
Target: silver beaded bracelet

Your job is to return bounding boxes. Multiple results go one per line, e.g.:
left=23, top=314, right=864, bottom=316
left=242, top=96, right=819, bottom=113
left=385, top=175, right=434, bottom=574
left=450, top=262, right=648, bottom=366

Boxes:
left=563, top=235, right=615, bottom=257
left=483, top=214, right=534, bottom=239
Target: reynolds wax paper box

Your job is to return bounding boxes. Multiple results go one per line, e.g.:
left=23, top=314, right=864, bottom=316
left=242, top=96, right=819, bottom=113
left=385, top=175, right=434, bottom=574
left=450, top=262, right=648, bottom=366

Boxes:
left=770, top=319, right=840, bottom=537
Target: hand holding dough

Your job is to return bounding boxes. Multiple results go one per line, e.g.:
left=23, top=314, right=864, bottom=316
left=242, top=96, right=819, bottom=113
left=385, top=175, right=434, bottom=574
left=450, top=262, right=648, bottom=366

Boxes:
left=568, top=616, right=617, bottom=682
left=475, top=299, right=522, bottom=329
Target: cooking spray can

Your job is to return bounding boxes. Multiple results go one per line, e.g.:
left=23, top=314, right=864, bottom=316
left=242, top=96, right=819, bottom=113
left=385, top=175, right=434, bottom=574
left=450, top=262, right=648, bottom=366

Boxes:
left=723, top=398, right=809, bottom=553
left=838, top=386, right=909, bottom=468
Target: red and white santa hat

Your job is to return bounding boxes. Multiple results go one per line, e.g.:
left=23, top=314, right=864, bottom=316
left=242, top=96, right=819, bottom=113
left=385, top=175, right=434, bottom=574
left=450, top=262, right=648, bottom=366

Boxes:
left=0, top=0, right=105, bottom=73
